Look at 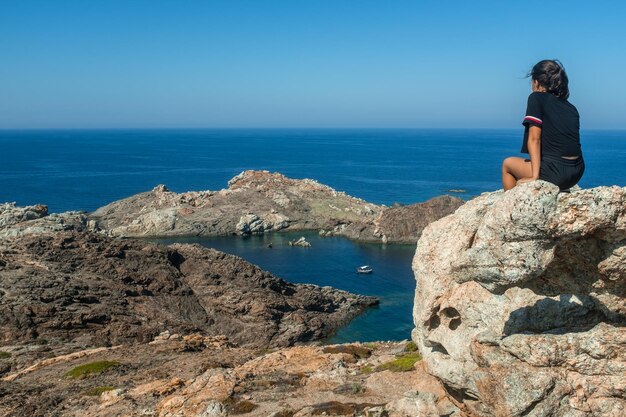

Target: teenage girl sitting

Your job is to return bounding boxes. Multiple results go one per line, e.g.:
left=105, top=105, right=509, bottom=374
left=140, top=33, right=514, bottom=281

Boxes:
left=502, top=60, right=584, bottom=191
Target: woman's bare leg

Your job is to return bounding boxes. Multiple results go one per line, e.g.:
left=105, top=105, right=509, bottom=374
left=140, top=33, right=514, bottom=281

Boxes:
left=502, top=157, right=532, bottom=191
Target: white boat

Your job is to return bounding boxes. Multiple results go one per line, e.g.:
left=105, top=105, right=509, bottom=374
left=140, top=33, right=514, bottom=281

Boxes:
left=356, top=265, right=373, bottom=274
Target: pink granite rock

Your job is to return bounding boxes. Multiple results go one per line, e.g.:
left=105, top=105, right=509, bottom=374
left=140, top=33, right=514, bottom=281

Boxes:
left=412, top=181, right=626, bottom=416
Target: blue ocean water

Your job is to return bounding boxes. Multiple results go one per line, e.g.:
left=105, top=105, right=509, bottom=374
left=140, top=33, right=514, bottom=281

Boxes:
left=2, top=129, right=624, bottom=213
left=1, top=129, right=625, bottom=342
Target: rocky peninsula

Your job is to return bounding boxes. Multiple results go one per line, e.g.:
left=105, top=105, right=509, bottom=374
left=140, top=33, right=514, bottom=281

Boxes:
left=89, top=170, right=463, bottom=244
left=0, top=230, right=378, bottom=352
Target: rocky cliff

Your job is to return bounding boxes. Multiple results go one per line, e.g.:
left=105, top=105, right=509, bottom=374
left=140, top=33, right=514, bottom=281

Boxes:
left=89, top=170, right=463, bottom=243
left=412, top=181, right=626, bottom=416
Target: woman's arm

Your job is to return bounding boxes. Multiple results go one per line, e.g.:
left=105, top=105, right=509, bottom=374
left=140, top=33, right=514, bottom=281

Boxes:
left=518, top=126, right=541, bottom=183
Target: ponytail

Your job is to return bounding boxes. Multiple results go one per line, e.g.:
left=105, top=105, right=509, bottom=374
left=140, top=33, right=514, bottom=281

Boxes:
left=529, top=60, right=570, bottom=99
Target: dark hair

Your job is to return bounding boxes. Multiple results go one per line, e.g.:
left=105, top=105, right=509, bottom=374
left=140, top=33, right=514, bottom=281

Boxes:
left=529, top=59, right=569, bottom=100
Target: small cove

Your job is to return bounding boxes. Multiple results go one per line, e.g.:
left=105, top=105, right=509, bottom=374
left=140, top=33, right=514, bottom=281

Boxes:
left=153, top=231, right=417, bottom=343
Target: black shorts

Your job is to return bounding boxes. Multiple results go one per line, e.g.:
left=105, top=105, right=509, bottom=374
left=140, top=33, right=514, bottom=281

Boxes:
left=539, top=155, right=585, bottom=190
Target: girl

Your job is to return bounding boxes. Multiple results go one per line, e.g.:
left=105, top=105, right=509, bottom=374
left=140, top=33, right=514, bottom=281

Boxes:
left=502, top=60, right=584, bottom=191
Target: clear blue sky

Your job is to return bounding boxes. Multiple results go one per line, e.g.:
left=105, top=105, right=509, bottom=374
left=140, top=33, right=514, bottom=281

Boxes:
left=1, top=1, right=625, bottom=129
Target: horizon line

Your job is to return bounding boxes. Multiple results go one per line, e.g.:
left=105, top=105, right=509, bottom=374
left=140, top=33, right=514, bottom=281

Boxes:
left=2, top=127, right=626, bottom=132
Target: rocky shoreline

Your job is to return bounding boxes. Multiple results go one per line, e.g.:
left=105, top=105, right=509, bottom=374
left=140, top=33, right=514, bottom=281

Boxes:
left=0, top=172, right=463, bottom=416
left=0, top=230, right=377, bottom=358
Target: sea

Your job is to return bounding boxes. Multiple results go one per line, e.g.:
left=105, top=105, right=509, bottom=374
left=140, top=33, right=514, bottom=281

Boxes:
left=2, top=129, right=625, bottom=343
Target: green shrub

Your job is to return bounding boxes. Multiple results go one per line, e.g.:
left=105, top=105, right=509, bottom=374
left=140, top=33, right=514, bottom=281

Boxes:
left=332, top=382, right=365, bottom=395
left=375, top=352, right=422, bottom=372
left=85, top=386, right=116, bottom=396
left=65, top=361, right=120, bottom=379
left=322, top=345, right=371, bottom=359
left=360, top=365, right=374, bottom=374
left=404, top=341, right=418, bottom=352
left=0, top=351, right=11, bottom=359
left=224, top=398, right=258, bottom=414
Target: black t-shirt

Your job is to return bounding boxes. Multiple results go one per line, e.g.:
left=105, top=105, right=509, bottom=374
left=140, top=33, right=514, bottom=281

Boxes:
left=521, top=92, right=582, bottom=157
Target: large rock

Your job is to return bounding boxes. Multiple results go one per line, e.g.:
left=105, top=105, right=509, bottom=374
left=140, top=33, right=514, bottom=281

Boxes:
left=412, top=181, right=626, bottom=416
left=0, top=203, right=48, bottom=227
left=89, top=170, right=463, bottom=243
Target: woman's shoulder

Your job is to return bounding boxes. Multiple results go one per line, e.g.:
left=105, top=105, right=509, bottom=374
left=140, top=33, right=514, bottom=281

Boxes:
left=544, top=92, right=578, bottom=111
left=530, top=92, right=577, bottom=110
left=526, top=92, right=550, bottom=108
left=528, top=91, right=550, bottom=100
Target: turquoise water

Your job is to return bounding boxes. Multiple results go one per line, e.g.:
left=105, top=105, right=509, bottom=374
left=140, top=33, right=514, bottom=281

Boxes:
left=153, top=231, right=417, bottom=343
left=2, top=129, right=625, bottom=341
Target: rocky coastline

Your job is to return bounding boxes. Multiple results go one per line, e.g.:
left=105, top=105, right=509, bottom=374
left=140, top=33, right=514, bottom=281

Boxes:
left=0, top=172, right=456, bottom=417
left=1, top=177, right=624, bottom=416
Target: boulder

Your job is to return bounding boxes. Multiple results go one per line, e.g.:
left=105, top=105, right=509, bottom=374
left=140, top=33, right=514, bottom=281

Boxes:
left=0, top=203, right=48, bottom=227
left=235, top=212, right=290, bottom=235
left=412, top=181, right=626, bottom=416
left=236, top=213, right=264, bottom=234
left=289, top=237, right=311, bottom=247
left=0, top=202, right=87, bottom=238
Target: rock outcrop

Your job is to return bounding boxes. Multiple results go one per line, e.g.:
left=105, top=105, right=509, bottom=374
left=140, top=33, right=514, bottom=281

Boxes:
left=373, top=196, right=464, bottom=244
left=0, top=229, right=377, bottom=360
left=0, top=202, right=48, bottom=227
left=0, top=338, right=453, bottom=417
left=288, top=236, right=311, bottom=247
left=412, top=181, right=626, bottom=416
left=89, top=170, right=463, bottom=243
left=0, top=202, right=88, bottom=238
